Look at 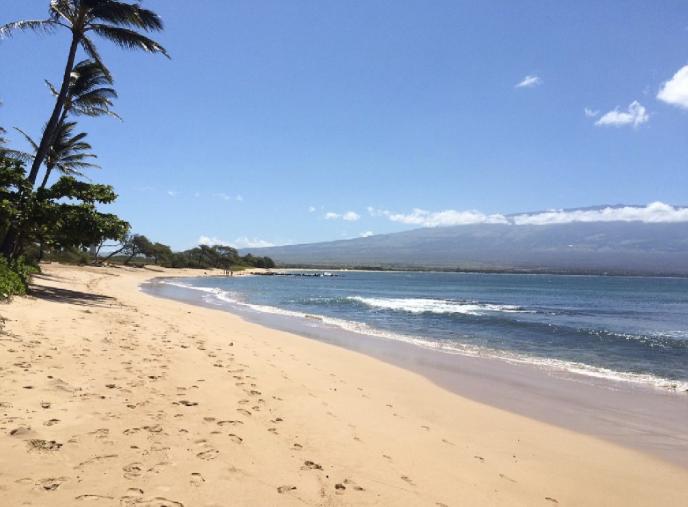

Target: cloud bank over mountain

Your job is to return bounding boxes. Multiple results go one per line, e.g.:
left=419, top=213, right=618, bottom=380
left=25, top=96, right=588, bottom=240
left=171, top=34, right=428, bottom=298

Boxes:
left=367, top=202, right=688, bottom=228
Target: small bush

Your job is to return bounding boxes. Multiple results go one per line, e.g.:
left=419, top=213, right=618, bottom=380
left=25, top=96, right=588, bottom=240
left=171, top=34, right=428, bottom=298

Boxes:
left=0, top=257, right=38, bottom=300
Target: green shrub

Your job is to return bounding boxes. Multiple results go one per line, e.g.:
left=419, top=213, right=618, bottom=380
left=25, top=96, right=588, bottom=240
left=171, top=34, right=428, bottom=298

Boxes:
left=0, top=257, right=38, bottom=299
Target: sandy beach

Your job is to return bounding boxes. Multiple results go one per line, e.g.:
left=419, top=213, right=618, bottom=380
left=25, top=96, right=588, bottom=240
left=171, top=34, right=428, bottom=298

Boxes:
left=1, top=264, right=687, bottom=506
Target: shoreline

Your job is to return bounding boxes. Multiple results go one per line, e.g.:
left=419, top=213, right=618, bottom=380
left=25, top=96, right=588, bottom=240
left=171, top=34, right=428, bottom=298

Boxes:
left=1, top=264, right=687, bottom=506
left=143, top=274, right=688, bottom=468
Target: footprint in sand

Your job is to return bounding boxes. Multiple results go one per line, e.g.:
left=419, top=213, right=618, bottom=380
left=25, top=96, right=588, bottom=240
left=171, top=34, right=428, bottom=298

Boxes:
left=196, top=449, right=219, bottom=461
left=217, top=420, right=243, bottom=427
left=343, top=478, right=365, bottom=491
left=119, top=495, right=184, bottom=507
left=277, top=485, right=297, bottom=494
left=122, top=463, right=144, bottom=479
left=75, top=494, right=117, bottom=501
left=228, top=434, right=243, bottom=444
left=27, top=439, right=62, bottom=453
left=9, top=426, right=34, bottom=437
left=190, top=472, right=205, bottom=487
left=237, top=409, right=251, bottom=417
left=302, top=460, right=323, bottom=471
left=36, top=477, right=68, bottom=491
left=177, top=400, right=198, bottom=407
left=401, top=475, right=415, bottom=486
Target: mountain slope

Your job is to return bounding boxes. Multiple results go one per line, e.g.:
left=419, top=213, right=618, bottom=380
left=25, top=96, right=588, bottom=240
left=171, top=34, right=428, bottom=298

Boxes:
left=241, top=219, right=688, bottom=275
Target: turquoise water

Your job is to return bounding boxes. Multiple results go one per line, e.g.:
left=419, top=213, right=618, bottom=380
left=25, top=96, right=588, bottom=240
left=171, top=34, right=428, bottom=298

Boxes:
left=154, top=271, right=688, bottom=392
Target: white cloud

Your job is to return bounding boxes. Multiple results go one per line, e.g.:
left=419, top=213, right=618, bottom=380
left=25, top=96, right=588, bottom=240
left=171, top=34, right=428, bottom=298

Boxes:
left=232, top=236, right=273, bottom=248
left=167, top=190, right=179, bottom=197
left=198, top=235, right=274, bottom=248
left=308, top=206, right=317, bottom=213
left=512, top=202, right=688, bottom=225
left=374, top=208, right=509, bottom=227
left=595, top=101, right=649, bottom=127
left=584, top=108, right=599, bottom=117
left=360, top=231, right=374, bottom=238
left=324, top=211, right=360, bottom=221
left=657, top=64, right=688, bottom=109
left=515, top=75, right=542, bottom=88
left=370, top=202, right=688, bottom=228
left=213, top=192, right=243, bottom=202
left=343, top=211, right=360, bottom=221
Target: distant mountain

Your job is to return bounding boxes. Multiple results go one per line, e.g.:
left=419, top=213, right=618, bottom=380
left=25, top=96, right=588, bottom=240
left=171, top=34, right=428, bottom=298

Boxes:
left=241, top=207, right=688, bottom=276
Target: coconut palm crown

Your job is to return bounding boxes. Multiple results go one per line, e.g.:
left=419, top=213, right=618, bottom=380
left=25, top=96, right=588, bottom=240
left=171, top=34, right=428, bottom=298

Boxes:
left=15, top=121, right=100, bottom=190
left=48, top=59, right=121, bottom=121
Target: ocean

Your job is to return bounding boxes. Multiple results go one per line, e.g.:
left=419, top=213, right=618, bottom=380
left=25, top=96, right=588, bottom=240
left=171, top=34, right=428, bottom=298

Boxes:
left=145, top=270, right=688, bottom=393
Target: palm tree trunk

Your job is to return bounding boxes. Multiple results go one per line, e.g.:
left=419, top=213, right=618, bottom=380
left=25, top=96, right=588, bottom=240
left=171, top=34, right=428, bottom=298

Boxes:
left=28, top=34, right=80, bottom=186
left=39, top=167, right=53, bottom=190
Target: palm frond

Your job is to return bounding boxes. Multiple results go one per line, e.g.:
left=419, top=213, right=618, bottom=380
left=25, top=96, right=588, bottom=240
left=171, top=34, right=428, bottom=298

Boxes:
left=13, top=127, right=40, bottom=151
left=89, top=24, right=169, bottom=58
left=73, top=105, right=123, bottom=120
left=59, top=158, right=100, bottom=168
left=49, top=0, right=76, bottom=22
left=74, top=88, right=118, bottom=104
left=89, top=1, right=164, bottom=31
left=71, top=59, right=115, bottom=88
left=0, top=19, right=57, bottom=39
left=44, top=79, right=60, bottom=97
left=40, top=120, right=100, bottom=178
left=80, top=36, right=113, bottom=80
left=2, top=149, right=35, bottom=163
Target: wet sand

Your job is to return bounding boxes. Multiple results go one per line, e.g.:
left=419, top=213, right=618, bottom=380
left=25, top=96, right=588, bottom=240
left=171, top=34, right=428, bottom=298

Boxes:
left=0, top=263, right=687, bottom=506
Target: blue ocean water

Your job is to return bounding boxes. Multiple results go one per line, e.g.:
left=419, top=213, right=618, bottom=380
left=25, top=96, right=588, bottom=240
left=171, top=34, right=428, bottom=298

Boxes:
left=156, top=271, right=688, bottom=392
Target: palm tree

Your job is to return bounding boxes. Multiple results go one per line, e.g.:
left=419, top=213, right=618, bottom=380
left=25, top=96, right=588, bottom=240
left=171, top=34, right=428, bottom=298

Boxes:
left=0, top=0, right=168, bottom=187
left=47, top=59, right=121, bottom=122
left=14, top=121, right=100, bottom=190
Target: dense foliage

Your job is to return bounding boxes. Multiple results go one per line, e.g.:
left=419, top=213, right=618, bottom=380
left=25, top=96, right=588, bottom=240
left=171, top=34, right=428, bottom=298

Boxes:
left=0, top=257, right=37, bottom=298
left=100, top=238, right=275, bottom=271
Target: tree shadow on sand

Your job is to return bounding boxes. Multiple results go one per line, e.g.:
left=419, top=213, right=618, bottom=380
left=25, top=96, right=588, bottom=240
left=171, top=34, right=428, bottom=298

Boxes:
left=28, top=285, right=115, bottom=308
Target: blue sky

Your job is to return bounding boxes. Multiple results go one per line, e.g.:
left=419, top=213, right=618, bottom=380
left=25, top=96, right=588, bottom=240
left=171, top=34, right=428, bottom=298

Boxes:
left=1, top=1, right=687, bottom=249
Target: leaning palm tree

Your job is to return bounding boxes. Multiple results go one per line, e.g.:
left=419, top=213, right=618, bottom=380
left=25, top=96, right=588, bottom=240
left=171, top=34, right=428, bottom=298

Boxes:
left=15, top=121, right=100, bottom=190
left=0, top=0, right=168, bottom=187
left=47, top=59, right=121, bottom=122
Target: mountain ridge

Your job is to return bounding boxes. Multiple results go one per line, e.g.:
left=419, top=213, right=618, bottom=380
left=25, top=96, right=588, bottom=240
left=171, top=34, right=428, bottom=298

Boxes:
left=240, top=205, right=688, bottom=276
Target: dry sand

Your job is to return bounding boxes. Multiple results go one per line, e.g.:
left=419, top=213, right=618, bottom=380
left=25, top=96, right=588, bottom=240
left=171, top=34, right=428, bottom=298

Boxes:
left=0, top=263, right=686, bottom=506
